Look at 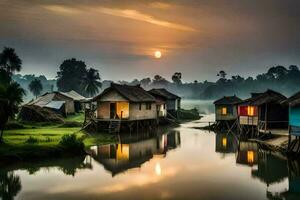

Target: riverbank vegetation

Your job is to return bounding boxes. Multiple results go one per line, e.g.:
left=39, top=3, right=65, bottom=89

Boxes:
left=0, top=112, right=116, bottom=163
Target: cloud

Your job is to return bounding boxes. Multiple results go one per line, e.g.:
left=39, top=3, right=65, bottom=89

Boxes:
left=95, top=7, right=196, bottom=32
left=149, top=2, right=172, bottom=9
left=43, top=5, right=80, bottom=14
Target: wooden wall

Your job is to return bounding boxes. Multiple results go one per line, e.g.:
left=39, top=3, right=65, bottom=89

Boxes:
left=53, top=93, right=75, bottom=114
left=166, top=99, right=180, bottom=111
left=215, top=105, right=238, bottom=121
left=129, top=102, right=157, bottom=120
left=239, top=116, right=258, bottom=126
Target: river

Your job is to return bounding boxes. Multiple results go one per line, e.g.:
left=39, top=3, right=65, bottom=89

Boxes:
left=1, top=100, right=299, bottom=200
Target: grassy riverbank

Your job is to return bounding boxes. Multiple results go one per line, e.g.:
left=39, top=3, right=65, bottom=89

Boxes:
left=0, top=113, right=116, bottom=163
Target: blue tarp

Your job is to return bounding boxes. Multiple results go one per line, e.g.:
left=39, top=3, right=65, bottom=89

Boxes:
left=44, top=101, right=65, bottom=110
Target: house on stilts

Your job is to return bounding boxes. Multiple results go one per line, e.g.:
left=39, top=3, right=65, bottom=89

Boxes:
left=213, top=95, right=242, bottom=130
left=148, top=88, right=181, bottom=118
left=284, top=91, right=300, bottom=153
left=237, top=89, right=288, bottom=135
left=86, top=83, right=158, bottom=133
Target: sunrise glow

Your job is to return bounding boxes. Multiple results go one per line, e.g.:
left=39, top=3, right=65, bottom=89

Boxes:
left=154, top=51, right=162, bottom=59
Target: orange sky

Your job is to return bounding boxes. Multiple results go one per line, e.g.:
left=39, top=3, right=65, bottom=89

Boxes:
left=0, top=0, right=299, bottom=81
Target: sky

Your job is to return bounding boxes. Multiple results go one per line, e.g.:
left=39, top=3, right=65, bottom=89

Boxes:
left=1, top=0, right=300, bottom=82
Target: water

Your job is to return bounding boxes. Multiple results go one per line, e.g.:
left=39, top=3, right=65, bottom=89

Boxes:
left=1, top=102, right=299, bottom=200
left=181, top=99, right=214, bottom=115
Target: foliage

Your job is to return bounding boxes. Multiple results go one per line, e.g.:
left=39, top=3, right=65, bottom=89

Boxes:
left=0, top=171, right=22, bottom=200
left=178, top=108, right=201, bottom=120
left=56, top=58, right=87, bottom=95
left=200, top=65, right=300, bottom=99
left=172, top=72, right=182, bottom=84
left=115, top=65, right=300, bottom=100
left=80, top=68, right=102, bottom=97
left=12, top=74, right=56, bottom=102
left=25, top=136, right=38, bottom=144
left=28, top=78, right=43, bottom=98
left=59, top=134, right=84, bottom=151
left=59, top=121, right=82, bottom=128
left=0, top=47, right=25, bottom=142
left=0, top=47, right=22, bottom=74
left=4, top=121, right=25, bottom=130
left=57, top=58, right=102, bottom=97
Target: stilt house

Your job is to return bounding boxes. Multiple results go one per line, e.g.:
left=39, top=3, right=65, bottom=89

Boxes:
left=92, top=83, right=157, bottom=121
left=237, top=90, right=288, bottom=132
left=285, top=91, right=300, bottom=136
left=148, top=88, right=181, bottom=117
left=214, top=95, right=242, bottom=123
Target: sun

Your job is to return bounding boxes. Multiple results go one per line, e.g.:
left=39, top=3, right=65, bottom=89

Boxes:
left=154, top=51, right=162, bottom=59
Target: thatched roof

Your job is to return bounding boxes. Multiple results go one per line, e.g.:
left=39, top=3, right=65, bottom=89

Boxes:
left=148, top=88, right=180, bottom=100
left=62, top=90, right=86, bottom=101
left=284, top=91, right=300, bottom=106
left=27, top=92, right=72, bottom=107
left=18, top=105, right=64, bottom=123
left=94, top=83, right=156, bottom=102
left=214, top=95, right=242, bottom=105
left=239, top=89, right=286, bottom=106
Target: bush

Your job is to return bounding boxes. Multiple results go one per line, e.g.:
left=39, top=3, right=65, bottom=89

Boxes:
left=4, top=121, right=25, bottom=130
left=178, top=108, right=201, bottom=120
left=25, top=136, right=38, bottom=144
left=59, top=121, right=82, bottom=128
left=59, top=134, right=84, bottom=152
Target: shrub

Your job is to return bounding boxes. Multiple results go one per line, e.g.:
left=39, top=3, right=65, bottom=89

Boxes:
left=59, top=121, right=82, bottom=128
left=59, top=134, right=84, bottom=151
left=4, top=121, right=25, bottom=130
left=178, top=108, right=201, bottom=120
left=25, top=136, right=38, bottom=144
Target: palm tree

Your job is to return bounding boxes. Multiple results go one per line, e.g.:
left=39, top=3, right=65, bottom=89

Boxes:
left=28, top=79, right=43, bottom=98
left=0, top=82, right=25, bottom=142
left=81, top=68, right=102, bottom=97
left=0, top=47, right=22, bottom=74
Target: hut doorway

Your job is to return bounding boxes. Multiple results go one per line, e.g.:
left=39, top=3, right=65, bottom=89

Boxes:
left=110, top=103, right=117, bottom=119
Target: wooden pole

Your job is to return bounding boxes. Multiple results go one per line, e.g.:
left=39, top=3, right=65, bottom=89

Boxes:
left=265, top=103, right=268, bottom=134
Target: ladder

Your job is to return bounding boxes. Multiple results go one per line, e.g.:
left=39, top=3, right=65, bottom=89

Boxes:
left=109, top=120, right=121, bottom=133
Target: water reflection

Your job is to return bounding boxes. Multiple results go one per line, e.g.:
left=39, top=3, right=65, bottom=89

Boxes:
left=1, top=121, right=300, bottom=199
left=267, top=159, right=300, bottom=200
left=89, top=131, right=181, bottom=176
left=0, top=171, right=21, bottom=200
left=236, top=141, right=259, bottom=166
left=215, top=133, right=238, bottom=155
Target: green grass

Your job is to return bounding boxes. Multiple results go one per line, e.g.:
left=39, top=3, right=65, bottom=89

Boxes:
left=0, top=113, right=116, bottom=161
left=65, top=112, right=85, bottom=123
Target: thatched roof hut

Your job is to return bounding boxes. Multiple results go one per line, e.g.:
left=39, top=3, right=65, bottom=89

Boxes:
left=27, top=91, right=75, bottom=116
left=148, top=88, right=181, bottom=111
left=92, top=83, right=157, bottom=120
